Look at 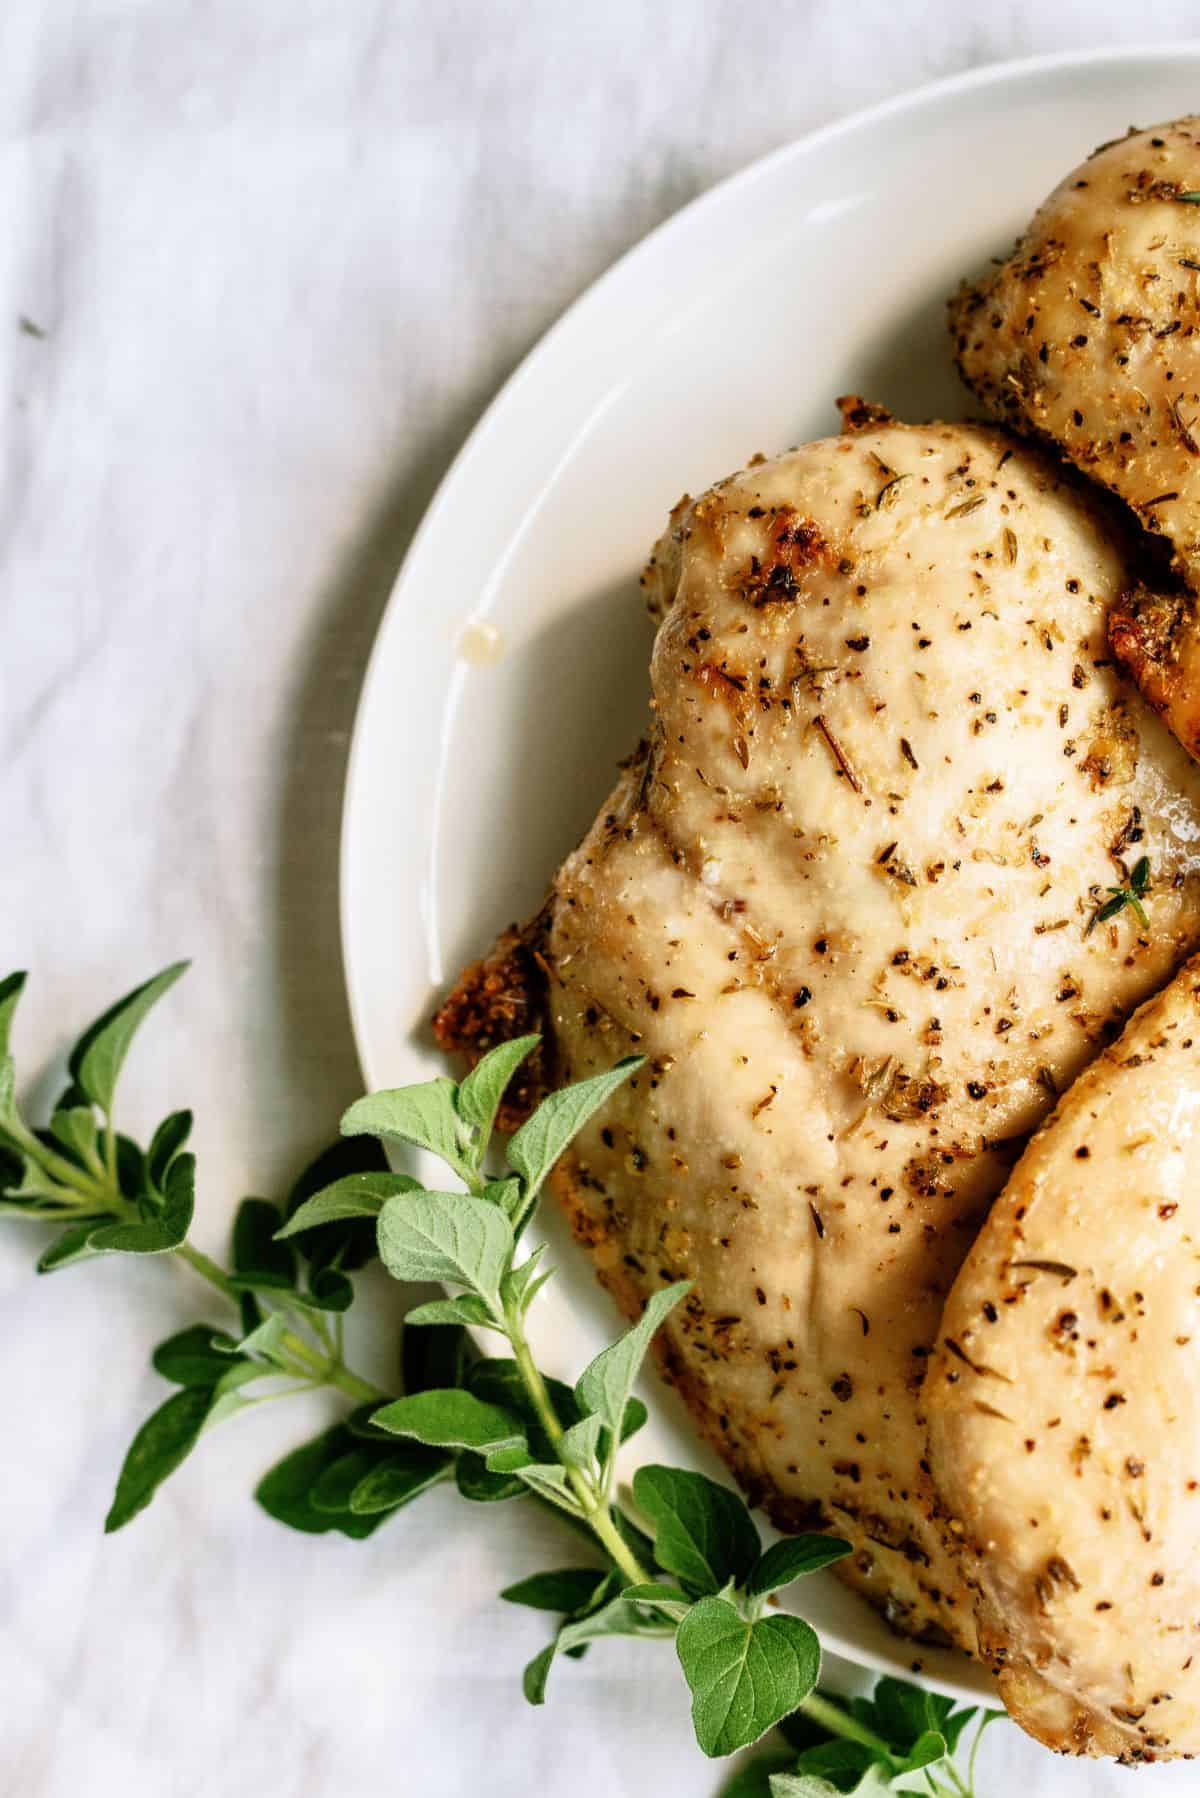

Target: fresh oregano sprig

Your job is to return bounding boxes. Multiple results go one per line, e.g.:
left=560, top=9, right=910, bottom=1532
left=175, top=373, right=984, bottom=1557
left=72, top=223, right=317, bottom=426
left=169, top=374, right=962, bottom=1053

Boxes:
left=723, top=1676, right=1002, bottom=1796
left=1085, top=853, right=1151, bottom=937
left=0, top=967, right=1001, bottom=1781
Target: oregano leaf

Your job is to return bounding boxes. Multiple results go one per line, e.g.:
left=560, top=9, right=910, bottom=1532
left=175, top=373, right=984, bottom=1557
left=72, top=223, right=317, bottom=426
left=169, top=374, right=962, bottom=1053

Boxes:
left=105, top=1385, right=215, bottom=1532
left=676, top=1596, right=820, bottom=1757
left=456, top=1034, right=540, bottom=1153
left=69, top=961, right=188, bottom=1116
left=275, top=1171, right=418, bottom=1239
left=632, top=1463, right=761, bottom=1596
left=575, top=1279, right=689, bottom=1442
left=746, top=1535, right=852, bottom=1598
left=371, top=1388, right=526, bottom=1454
left=507, top=1058, right=644, bottom=1196
left=377, top=1190, right=512, bottom=1308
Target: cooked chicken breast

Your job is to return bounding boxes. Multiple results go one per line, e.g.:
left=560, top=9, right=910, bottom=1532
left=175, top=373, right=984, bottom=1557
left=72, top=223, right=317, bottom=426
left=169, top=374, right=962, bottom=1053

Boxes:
left=927, top=958, right=1200, bottom=1761
left=437, top=416, right=1200, bottom=1650
left=950, top=119, right=1200, bottom=761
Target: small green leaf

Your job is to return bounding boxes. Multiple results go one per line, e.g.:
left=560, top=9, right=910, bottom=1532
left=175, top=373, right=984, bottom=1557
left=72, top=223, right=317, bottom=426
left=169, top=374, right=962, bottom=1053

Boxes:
left=485, top=1175, right=524, bottom=1220
left=891, top=1732, right=949, bottom=1791
left=49, top=1106, right=100, bottom=1167
left=633, top=1463, right=761, bottom=1596
left=309, top=1449, right=379, bottom=1515
left=377, top=1190, right=512, bottom=1307
left=747, top=1535, right=852, bottom=1598
left=1130, top=854, right=1151, bottom=896
left=341, top=1078, right=468, bottom=1173
left=523, top=1591, right=674, bottom=1705
left=500, top=1568, right=608, bottom=1613
left=619, top=1581, right=692, bottom=1618
left=36, top=1220, right=105, bottom=1272
left=559, top=1412, right=604, bottom=1469
left=486, top=1443, right=534, bottom=1473
left=499, top=1245, right=548, bottom=1314
left=371, top=1388, right=525, bottom=1453
left=718, top=1754, right=795, bottom=1798
left=403, top=1318, right=469, bottom=1396
left=349, top=1445, right=451, bottom=1514
left=147, top=1110, right=193, bottom=1192
left=275, top=1171, right=418, bottom=1239
left=575, top=1279, right=689, bottom=1443
left=507, top=1057, right=643, bottom=1197
left=515, top=1461, right=580, bottom=1510
left=89, top=1151, right=195, bottom=1254
left=523, top=1642, right=556, bottom=1705
left=456, top=1034, right=540, bottom=1151
left=456, top=1452, right=527, bottom=1503
left=152, top=1323, right=243, bottom=1387
left=404, top=1294, right=498, bottom=1330
left=69, top=962, right=188, bottom=1115
left=232, top=1310, right=291, bottom=1362
left=255, top=1425, right=383, bottom=1537
left=231, top=1197, right=295, bottom=1289
left=677, top=1596, right=821, bottom=1757
left=0, top=970, right=27, bottom=1065
left=105, top=1385, right=214, bottom=1531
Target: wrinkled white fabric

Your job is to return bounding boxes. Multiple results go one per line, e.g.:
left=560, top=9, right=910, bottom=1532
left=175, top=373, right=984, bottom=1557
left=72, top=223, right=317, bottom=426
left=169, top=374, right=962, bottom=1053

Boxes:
left=4, top=4, right=1200, bottom=1792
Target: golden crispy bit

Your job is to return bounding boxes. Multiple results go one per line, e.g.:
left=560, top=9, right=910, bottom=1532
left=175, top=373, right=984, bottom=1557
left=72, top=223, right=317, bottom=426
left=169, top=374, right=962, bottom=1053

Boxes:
left=432, top=918, right=549, bottom=1127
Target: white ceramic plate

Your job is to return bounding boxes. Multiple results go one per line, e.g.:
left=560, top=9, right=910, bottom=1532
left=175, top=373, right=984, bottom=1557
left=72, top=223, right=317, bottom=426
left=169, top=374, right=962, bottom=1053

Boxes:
left=341, top=46, right=1200, bottom=1699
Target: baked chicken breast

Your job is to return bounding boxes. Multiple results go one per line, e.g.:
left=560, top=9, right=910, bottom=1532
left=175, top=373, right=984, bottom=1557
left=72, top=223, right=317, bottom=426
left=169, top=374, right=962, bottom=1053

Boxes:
left=438, top=414, right=1200, bottom=1651
left=950, top=118, right=1200, bottom=762
left=927, top=957, right=1200, bottom=1761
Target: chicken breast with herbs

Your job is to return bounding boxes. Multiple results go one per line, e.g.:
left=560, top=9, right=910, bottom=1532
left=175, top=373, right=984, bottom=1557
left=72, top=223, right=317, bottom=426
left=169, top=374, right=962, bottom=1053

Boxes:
left=436, top=413, right=1200, bottom=1650
left=927, top=958, right=1200, bottom=1760
left=950, top=119, right=1200, bottom=761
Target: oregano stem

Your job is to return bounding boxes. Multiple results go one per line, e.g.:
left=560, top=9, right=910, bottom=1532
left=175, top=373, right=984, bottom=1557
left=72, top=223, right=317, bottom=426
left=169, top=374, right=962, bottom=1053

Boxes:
left=793, top=1690, right=894, bottom=1759
left=506, top=1309, right=650, bottom=1588
left=177, top=1239, right=240, bottom=1300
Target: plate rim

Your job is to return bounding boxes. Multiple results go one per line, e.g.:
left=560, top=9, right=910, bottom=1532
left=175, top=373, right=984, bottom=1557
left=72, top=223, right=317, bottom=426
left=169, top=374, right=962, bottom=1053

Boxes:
left=339, top=42, right=1200, bottom=1700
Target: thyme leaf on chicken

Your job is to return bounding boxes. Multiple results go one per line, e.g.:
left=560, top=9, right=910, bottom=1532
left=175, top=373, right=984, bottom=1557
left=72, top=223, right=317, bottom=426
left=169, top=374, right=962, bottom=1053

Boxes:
left=1085, top=853, right=1152, bottom=937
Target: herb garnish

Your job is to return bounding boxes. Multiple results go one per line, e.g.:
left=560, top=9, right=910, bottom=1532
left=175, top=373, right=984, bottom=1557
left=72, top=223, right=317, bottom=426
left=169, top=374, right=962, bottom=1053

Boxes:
left=1085, top=854, right=1151, bottom=937
left=724, top=1676, right=1001, bottom=1796
left=0, top=965, right=1003, bottom=1780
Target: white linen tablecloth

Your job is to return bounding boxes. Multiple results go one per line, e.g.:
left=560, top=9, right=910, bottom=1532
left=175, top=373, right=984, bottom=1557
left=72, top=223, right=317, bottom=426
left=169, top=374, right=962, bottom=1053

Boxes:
left=4, top=5, right=1200, bottom=1792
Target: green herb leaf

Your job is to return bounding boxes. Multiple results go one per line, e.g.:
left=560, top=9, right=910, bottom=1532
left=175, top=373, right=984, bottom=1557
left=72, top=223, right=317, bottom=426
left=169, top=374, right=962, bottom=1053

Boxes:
left=890, top=1731, right=949, bottom=1791
left=341, top=1077, right=468, bottom=1175
left=633, top=1463, right=762, bottom=1595
left=275, top=1170, right=418, bottom=1239
left=49, top=1106, right=99, bottom=1167
left=619, top=1580, right=693, bottom=1619
left=0, top=970, right=27, bottom=1064
left=105, top=1384, right=215, bottom=1531
left=559, top=1412, right=604, bottom=1469
left=499, top=1245, right=548, bottom=1314
left=377, top=1189, right=512, bottom=1309
left=231, top=1197, right=296, bottom=1289
left=89, top=1151, right=195, bottom=1254
left=456, top=1034, right=540, bottom=1154
left=36, top=1219, right=106, bottom=1272
left=308, top=1449, right=380, bottom=1515
left=402, top=1318, right=469, bottom=1397
left=152, top=1323, right=243, bottom=1386
left=349, top=1445, right=451, bottom=1514
left=455, top=1452, right=527, bottom=1503
left=146, top=1110, right=192, bottom=1191
left=404, top=1293, right=498, bottom=1330
left=676, top=1595, right=821, bottom=1757
left=68, top=962, right=188, bottom=1116
left=507, top=1057, right=643, bottom=1196
left=500, top=1568, right=609, bottom=1613
left=255, top=1425, right=383, bottom=1538
left=575, top=1279, right=689, bottom=1444
left=523, top=1593, right=673, bottom=1705
left=371, top=1388, right=526, bottom=1454
left=514, top=1461, right=580, bottom=1510
left=747, top=1535, right=852, bottom=1598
